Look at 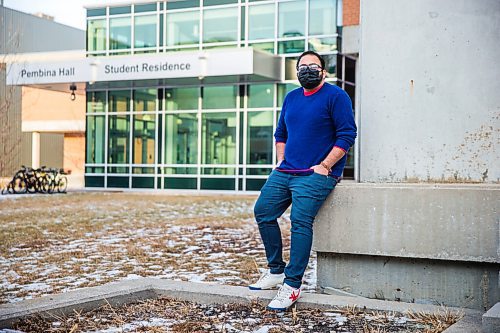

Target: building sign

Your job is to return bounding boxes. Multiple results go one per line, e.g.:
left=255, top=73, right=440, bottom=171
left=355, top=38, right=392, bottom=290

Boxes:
left=7, top=53, right=201, bottom=85
left=6, top=48, right=281, bottom=86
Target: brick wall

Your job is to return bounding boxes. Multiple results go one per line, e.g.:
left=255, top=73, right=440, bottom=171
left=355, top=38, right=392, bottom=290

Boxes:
left=343, top=0, right=360, bottom=26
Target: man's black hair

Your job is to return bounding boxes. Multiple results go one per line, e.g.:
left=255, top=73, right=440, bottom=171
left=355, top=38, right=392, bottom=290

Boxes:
left=296, top=51, right=325, bottom=70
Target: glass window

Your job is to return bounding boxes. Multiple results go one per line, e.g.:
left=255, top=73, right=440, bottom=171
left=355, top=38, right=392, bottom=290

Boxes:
left=109, top=90, right=131, bottom=112
left=86, top=176, right=105, bottom=187
left=135, top=3, right=157, bottom=13
left=87, top=91, right=106, bottom=113
left=86, top=116, right=105, bottom=163
left=202, top=86, right=237, bottom=109
left=165, top=87, right=199, bottom=110
left=323, top=54, right=337, bottom=77
left=203, top=7, right=238, bottom=43
left=248, top=4, right=275, bottom=40
left=133, top=114, right=156, bottom=164
left=135, top=15, right=157, bottom=48
left=110, top=6, right=131, bottom=15
left=162, top=167, right=197, bottom=175
left=278, top=39, right=305, bottom=54
left=202, top=112, right=237, bottom=164
left=308, top=37, right=337, bottom=52
left=277, top=83, right=300, bottom=106
left=247, top=111, right=273, bottom=165
left=87, top=19, right=106, bottom=52
left=204, top=0, right=237, bottom=6
left=248, top=84, right=274, bottom=108
left=167, top=0, right=200, bottom=10
left=165, top=113, right=198, bottom=164
left=107, top=176, right=129, bottom=188
left=249, top=41, right=274, bottom=54
left=278, top=0, right=305, bottom=38
left=87, top=8, right=106, bottom=17
left=200, top=178, right=234, bottom=190
left=110, top=17, right=132, bottom=50
left=108, top=115, right=130, bottom=164
left=166, top=11, right=199, bottom=46
left=309, top=0, right=337, bottom=36
left=134, top=89, right=157, bottom=111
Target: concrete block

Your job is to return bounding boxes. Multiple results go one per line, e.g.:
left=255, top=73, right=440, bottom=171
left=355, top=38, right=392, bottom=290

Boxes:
left=341, top=25, right=360, bottom=55
left=314, top=183, right=499, bottom=263
left=482, top=302, right=500, bottom=333
left=317, top=253, right=499, bottom=310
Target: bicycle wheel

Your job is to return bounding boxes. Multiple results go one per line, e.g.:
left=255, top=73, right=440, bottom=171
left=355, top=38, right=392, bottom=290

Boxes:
left=46, top=174, right=56, bottom=194
left=12, top=176, right=27, bottom=194
left=38, top=175, right=50, bottom=193
left=57, top=176, right=68, bottom=193
left=26, top=175, right=37, bottom=193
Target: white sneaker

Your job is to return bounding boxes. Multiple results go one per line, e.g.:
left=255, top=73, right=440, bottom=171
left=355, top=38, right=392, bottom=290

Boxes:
left=248, top=270, right=284, bottom=290
left=267, top=283, right=301, bottom=311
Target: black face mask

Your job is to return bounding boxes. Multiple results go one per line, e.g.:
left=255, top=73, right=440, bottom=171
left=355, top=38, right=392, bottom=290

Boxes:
left=297, top=68, right=323, bottom=89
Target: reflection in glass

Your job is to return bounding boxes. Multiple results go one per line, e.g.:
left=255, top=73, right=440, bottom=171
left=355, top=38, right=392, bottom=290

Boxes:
left=247, top=111, right=273, bottom=165
left=323, top=54, right=337, bottom=77
left=109, top=90, right=131, bottom=112
left=278, top=39, right=305, bottom=54
left=166, top=11, right=199, bottom=46
left=248, top=84, right=274, bottom=108
left=87, top=91, right=106, bottom=113
left=133, top=114, right=156, bottom=164
left=134, top=89, right=157, bottom=111
left=278, top=0, right=305, bottom=38
left=110, top=17, right=131, bottom=49
left=203, top=7, right=238, bottom=43
left=202, top=112, right=236, bottom=164
left=202, top=168, right=235, bottom=175
left=108, top=115, right=130, bottom=164
left=165, top=87, right=199, bottom=110
left=308, top=37, right=337, bottom=52
left=163, top=167, right=197, bottom=174
left=202, top=86, right=237, bottom=109
left=165, top=113, right=198, bottom=164
left=248, top=4, right=275, bottom=40
left=86, top=116, right=105, bottom=164
left=135, top=15, right=157, bottom=48
left=309, top=0, right=337, bottom=36
left=87, top=19, right=106, bottom=52
left=249, top=41, right=274, bottom=54
left=277, top=83, right=300, bottom=106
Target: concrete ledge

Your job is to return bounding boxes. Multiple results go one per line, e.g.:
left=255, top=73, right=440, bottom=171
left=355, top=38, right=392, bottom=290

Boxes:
left=314, top=183, right=499, bottom=263
left=0, top=278, right=482, bottom=329
left=313, top=183, right=500, bottom=310
left=482, top=302, right=500, bottom=333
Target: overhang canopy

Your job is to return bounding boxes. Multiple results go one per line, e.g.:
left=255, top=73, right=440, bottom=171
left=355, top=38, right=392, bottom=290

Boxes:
left=6, top=48, right=282, bottom=90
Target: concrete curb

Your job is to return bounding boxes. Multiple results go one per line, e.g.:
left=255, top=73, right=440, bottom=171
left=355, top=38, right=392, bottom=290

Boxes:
left=0, top=278, right=484, bottom=330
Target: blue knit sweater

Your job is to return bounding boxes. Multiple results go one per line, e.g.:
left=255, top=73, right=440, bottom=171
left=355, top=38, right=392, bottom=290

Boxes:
left=274, top=83, right=357, bottom=177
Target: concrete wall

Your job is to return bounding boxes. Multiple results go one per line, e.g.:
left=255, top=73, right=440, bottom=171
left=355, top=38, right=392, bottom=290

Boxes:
left=0, top=6, right=84, bottom=176
left=314, top=183, right=500, bottom=310
left=358, top=0, right=500, bottom=183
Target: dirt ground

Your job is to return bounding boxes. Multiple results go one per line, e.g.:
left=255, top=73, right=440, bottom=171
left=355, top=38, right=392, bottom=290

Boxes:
left=0, top=192, right=461, bottom=333
left=0, top=192, right=300, bottom=304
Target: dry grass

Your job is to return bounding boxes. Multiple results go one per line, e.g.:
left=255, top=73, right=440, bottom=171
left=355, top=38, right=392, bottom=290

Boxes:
left=10, top=296, right=460, bottom=333
left=1, top=192, right=298, bottom=304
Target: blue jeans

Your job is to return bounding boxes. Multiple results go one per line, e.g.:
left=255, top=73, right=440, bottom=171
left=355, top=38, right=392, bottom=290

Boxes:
left=253, top=169, right=338, bottom=289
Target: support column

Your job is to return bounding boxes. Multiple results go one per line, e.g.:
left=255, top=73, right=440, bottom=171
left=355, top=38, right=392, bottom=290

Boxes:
left=32, top=132, right=40, bottom=168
